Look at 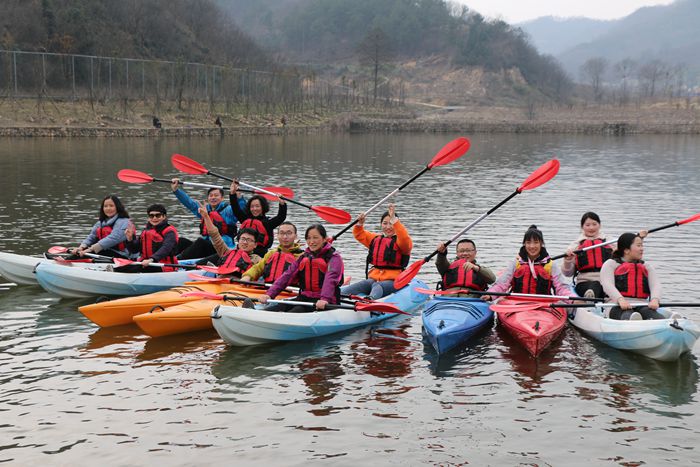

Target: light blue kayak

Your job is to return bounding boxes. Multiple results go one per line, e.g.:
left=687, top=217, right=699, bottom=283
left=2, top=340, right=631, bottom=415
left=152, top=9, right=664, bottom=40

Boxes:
left=422, top=296, right=493, bottom=354
left=212, top=279, right=429, bottom=346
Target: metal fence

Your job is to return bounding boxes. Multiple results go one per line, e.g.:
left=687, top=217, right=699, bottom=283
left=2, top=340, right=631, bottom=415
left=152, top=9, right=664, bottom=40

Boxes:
left=0, top=49, right=402, bottom=113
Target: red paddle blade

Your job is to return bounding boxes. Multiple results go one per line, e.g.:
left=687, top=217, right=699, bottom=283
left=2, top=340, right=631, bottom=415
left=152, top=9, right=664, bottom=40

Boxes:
left=112, top=258, right=134, bottom=267
left=427, top=137, right=471, bottom=169
left=181, top=290, right=224, bottom=300
left=198, top=265, right=240, bottom=275
left=678, top=212, right=700, bottom=225
left=355, top=301, right=410, bottom=315
left=187, top=273, right=229, bottom=283
left=311, top=206, right=352, bottom=224
left=393, top=259, right=426, bottom=290
left=47, top=246, right=68, bottom=254
left=118, top=169, right=155, bottom=184
left=171, top=153, right=209, bottom=175
left=518, top=159, right=560, bottom=192
left=257, top=186, right=294, bottom=199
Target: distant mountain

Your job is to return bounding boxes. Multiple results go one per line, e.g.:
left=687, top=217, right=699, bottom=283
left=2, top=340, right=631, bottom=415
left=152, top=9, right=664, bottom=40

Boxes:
left=517, top=16, right=613, bottom=56
left=554, top=0, right=700, bottom=80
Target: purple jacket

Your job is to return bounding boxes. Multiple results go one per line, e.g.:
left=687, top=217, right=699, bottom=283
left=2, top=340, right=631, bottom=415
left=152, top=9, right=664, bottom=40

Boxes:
left=267, top=242, right=344, bottom=304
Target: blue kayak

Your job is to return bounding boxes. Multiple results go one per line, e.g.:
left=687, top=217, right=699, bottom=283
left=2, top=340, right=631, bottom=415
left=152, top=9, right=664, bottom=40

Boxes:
left=422, top=296, right=494, bottom=354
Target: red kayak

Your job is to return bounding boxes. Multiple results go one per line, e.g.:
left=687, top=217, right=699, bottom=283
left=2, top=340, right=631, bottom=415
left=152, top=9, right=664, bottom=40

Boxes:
left=490, top=298, right=567, bottom=357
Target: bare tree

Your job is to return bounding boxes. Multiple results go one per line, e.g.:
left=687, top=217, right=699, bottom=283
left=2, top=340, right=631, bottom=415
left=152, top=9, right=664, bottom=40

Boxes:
left=580, top=57, right=608, bottom=103
left=613, top=58, right=636, bottom=106
left=638, top=60, right=666, bottom=99
left=356, top=27, right=393, bottom=103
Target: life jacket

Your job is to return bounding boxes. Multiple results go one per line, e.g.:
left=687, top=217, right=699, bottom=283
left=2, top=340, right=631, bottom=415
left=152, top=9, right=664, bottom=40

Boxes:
left=199, top=203, right=235, bottom=237
left=240, top=218, right=270, bottom=249
left=262, top=249, right=300, bottom=283
left=575, top=238, right=612, bottom=273
left=512, top=257, right=553, bottom=295
left=297, top=245, right=343, bottom=302
left=217, top=248, right=253, bottom=277
left=365, top=235, right=409, bottom=278
left=96, top=222, right=126, bottom=251
left=442, top=259, right=489, bottom=291
left=613, top=259, right=650, bottom=299
left=139, top=223, right=179, bottom=271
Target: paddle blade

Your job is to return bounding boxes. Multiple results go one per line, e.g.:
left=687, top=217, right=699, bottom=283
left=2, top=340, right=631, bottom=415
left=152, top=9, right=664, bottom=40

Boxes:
left=355, top=301, right=410, bottom=315
left=112, top=258, right=134, bottom=267
left=678, top=212, right=700, bottom=225
left=427, top=137, right=471, bottom=169
left=198, top=264, right=240, bottom=275
left=47, top=246, right=68, bottom=254
left=257, top=186, right=294, bottom=199
left=393, top=259, right=426, bottom=290
left=311, top=205, right=352, bottom=224
left=118, top=169, right=154, bottom=184
left=171, top=153, right=209, bottom=175
left=518, top=159, right=560, bottom=192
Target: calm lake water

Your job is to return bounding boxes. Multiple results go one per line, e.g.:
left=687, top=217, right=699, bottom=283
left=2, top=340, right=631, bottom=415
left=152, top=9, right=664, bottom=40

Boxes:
left=0, top=133, right=699, bottom=465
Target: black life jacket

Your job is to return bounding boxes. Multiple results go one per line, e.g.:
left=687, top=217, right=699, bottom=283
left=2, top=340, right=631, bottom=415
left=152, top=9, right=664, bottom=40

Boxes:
left=575, top=238, right=612, bottom=273
left=140, top=223, right=179, bottom=270
left=365, top=235, right=410, bottom=278
left=614, top=259, right=650, bottom=299
left=442, top=259, right=489, bottom=291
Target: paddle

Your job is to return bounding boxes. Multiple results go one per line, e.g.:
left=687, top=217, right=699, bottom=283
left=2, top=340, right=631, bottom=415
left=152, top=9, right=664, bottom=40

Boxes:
left=47, top=246, right=115, bottom=262
left=117, top=169, right=286, bottom=198
left=0, top=282, right=17, bottom=287
left=180, top=291, right=409, bottom=314
left=414, top=287, right=601, bottom=302
left=394, top=159, right=560, bottom=289
left=112, top=257, right=199, bottom=270
left=171, top=154, right=350, bottom=224
left=550, top=212, right=700, bottom=261
left=547, top=302, right=700, bottom=309
left=331, top=137, right=471, bottom=240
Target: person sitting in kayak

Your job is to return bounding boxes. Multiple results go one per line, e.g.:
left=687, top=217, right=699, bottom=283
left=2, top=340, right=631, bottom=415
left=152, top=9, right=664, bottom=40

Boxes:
left=341, top=203, right=412, bottom=299
left=435, top=239, right=496, bottom=297
left=600, top=232, right=664, bottom=321
left=241, top=221, right=303, bottom=283
left=68, top=195, right=132, bottom=259
left=120, top=204, right=180, bottom=273
left=562, top=211, right=613, bottom=299
left=197, top=203, right=261, bottom=278
left=229, top=179, right=287, bottom=257
left=171, top=178, right=246, bottom=260
left=482, top=225, right=571, bottom=300
left=258, top=224, right=344, bottom=312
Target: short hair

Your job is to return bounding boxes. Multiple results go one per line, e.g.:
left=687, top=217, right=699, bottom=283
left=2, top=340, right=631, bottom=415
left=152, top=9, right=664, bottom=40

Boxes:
left=207, top=187, right=224, bottom=197
left=237, top=228, right=259, bottom=241
left=279, top=221, right=297, bottom=234
left=146, top=204, right=167, bottom=215
left=305, top=223, right=327, bottom=239
left=247, top=195, right=270, bottom=215
left=456, top=239, right=476, bottom=250
left=580, top=211, right=601, bottom=227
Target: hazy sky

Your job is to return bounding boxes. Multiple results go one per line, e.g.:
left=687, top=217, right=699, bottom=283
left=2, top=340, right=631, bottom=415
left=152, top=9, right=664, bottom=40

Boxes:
left=458, top=0, right=676, bottom=23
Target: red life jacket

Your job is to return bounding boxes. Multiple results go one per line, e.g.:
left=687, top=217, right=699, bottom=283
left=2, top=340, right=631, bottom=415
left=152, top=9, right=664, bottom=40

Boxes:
left=614, top=259, right=650, bottom=299
left=442, top=259, right=489, bottom=291
left=263, top=249, right=299, bottom=283
left=96, top=224, right=126, bottom=251
left=139, top=223, right=179, bottom=271
left=217, top=248, right=253, bottom=277
left=297, top=247, right=343, bottom=302
left=240, top=218, right=270, bottom=249
left=575, top=238, right=612, bottom=273
left=512, top=259, right=553, bottom=295
left=200, top=204, right=234, bottom=237
left=365, top=235, right=409, bottom=278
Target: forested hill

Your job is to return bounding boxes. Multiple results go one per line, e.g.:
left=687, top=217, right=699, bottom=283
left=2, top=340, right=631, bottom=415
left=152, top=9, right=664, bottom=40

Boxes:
left=218, top=0, right=571, bottom=100
left=0, top=0, right=271, bottom=67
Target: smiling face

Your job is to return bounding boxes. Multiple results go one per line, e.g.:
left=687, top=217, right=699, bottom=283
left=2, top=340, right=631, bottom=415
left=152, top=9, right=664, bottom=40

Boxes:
left=380, top=215, right=395, bottom=236
left=237, top=232, right=257, bottom=253
left=250, top=199, right=263, bottom=217
left=102, top=198, right=117, bottom=218
left=455, top=241, right=476, bottom=262
left=147, top=211, right=165, bottom=227
left=207, top=189, right=223, bottom=208
left=524, top=239, right=543, bottom=259
left=582, top=218, right=601, bottom=238
left=624, top=236, right=644, bottom=261
left=305, top=228, right=326, bottom=252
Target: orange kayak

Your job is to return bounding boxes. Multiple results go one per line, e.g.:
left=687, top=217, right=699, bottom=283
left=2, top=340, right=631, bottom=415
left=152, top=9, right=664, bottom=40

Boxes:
left=78, top=281, right=291, bottom=328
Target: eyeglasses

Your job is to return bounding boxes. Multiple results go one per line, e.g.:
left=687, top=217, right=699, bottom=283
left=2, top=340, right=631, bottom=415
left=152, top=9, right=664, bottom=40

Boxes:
left=238, top=237, right=255, bottom=243
left=148, top=213, right=164, bottom=219
left=457, top=249, right=476, bottom=253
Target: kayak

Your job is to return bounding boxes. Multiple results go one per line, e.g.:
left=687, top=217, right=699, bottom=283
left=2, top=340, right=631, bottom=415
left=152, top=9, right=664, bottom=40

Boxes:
left=34, top=261, right=195, bottom=298
left=569, top=305, right=700, bottom=361
left=131, top=287, right=296, bottom=337
left=422, top=296, right=493, bottom=354
left=493, top=298, right=567, bottom=357
left=78, top=281, right=284, bottom=327
left=211, top=279, right=429, bottom=346
left=0, top=251, right=109, bottom=285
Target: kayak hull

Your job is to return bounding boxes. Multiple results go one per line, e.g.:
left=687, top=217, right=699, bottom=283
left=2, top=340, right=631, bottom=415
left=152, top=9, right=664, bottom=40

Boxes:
left=212, top=279, right=429, bottom=346
left=494, top=298, right=567, bottom=357
left=569, top=306, right=700, bottom=361
left=422, top=296, right=493, bottom=354
left=0, top=251, right=107, bottom=285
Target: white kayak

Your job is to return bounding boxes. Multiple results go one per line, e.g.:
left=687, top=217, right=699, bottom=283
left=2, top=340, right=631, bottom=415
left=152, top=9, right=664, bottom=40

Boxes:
left=34, top=261, right=195, bottom=298
left=211, top=279, right=429, bottom=346
left=569, top=305, right=700, bottom=361
left=0, top=251, right=111, bottom=285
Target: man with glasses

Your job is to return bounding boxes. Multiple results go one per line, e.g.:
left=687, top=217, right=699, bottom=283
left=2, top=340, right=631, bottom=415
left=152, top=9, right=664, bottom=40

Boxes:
left=241, top=222, right=303, bottom=283
left=121, top=204, right=180, bottom=273
left=435, top=239, right=496, bottom=297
